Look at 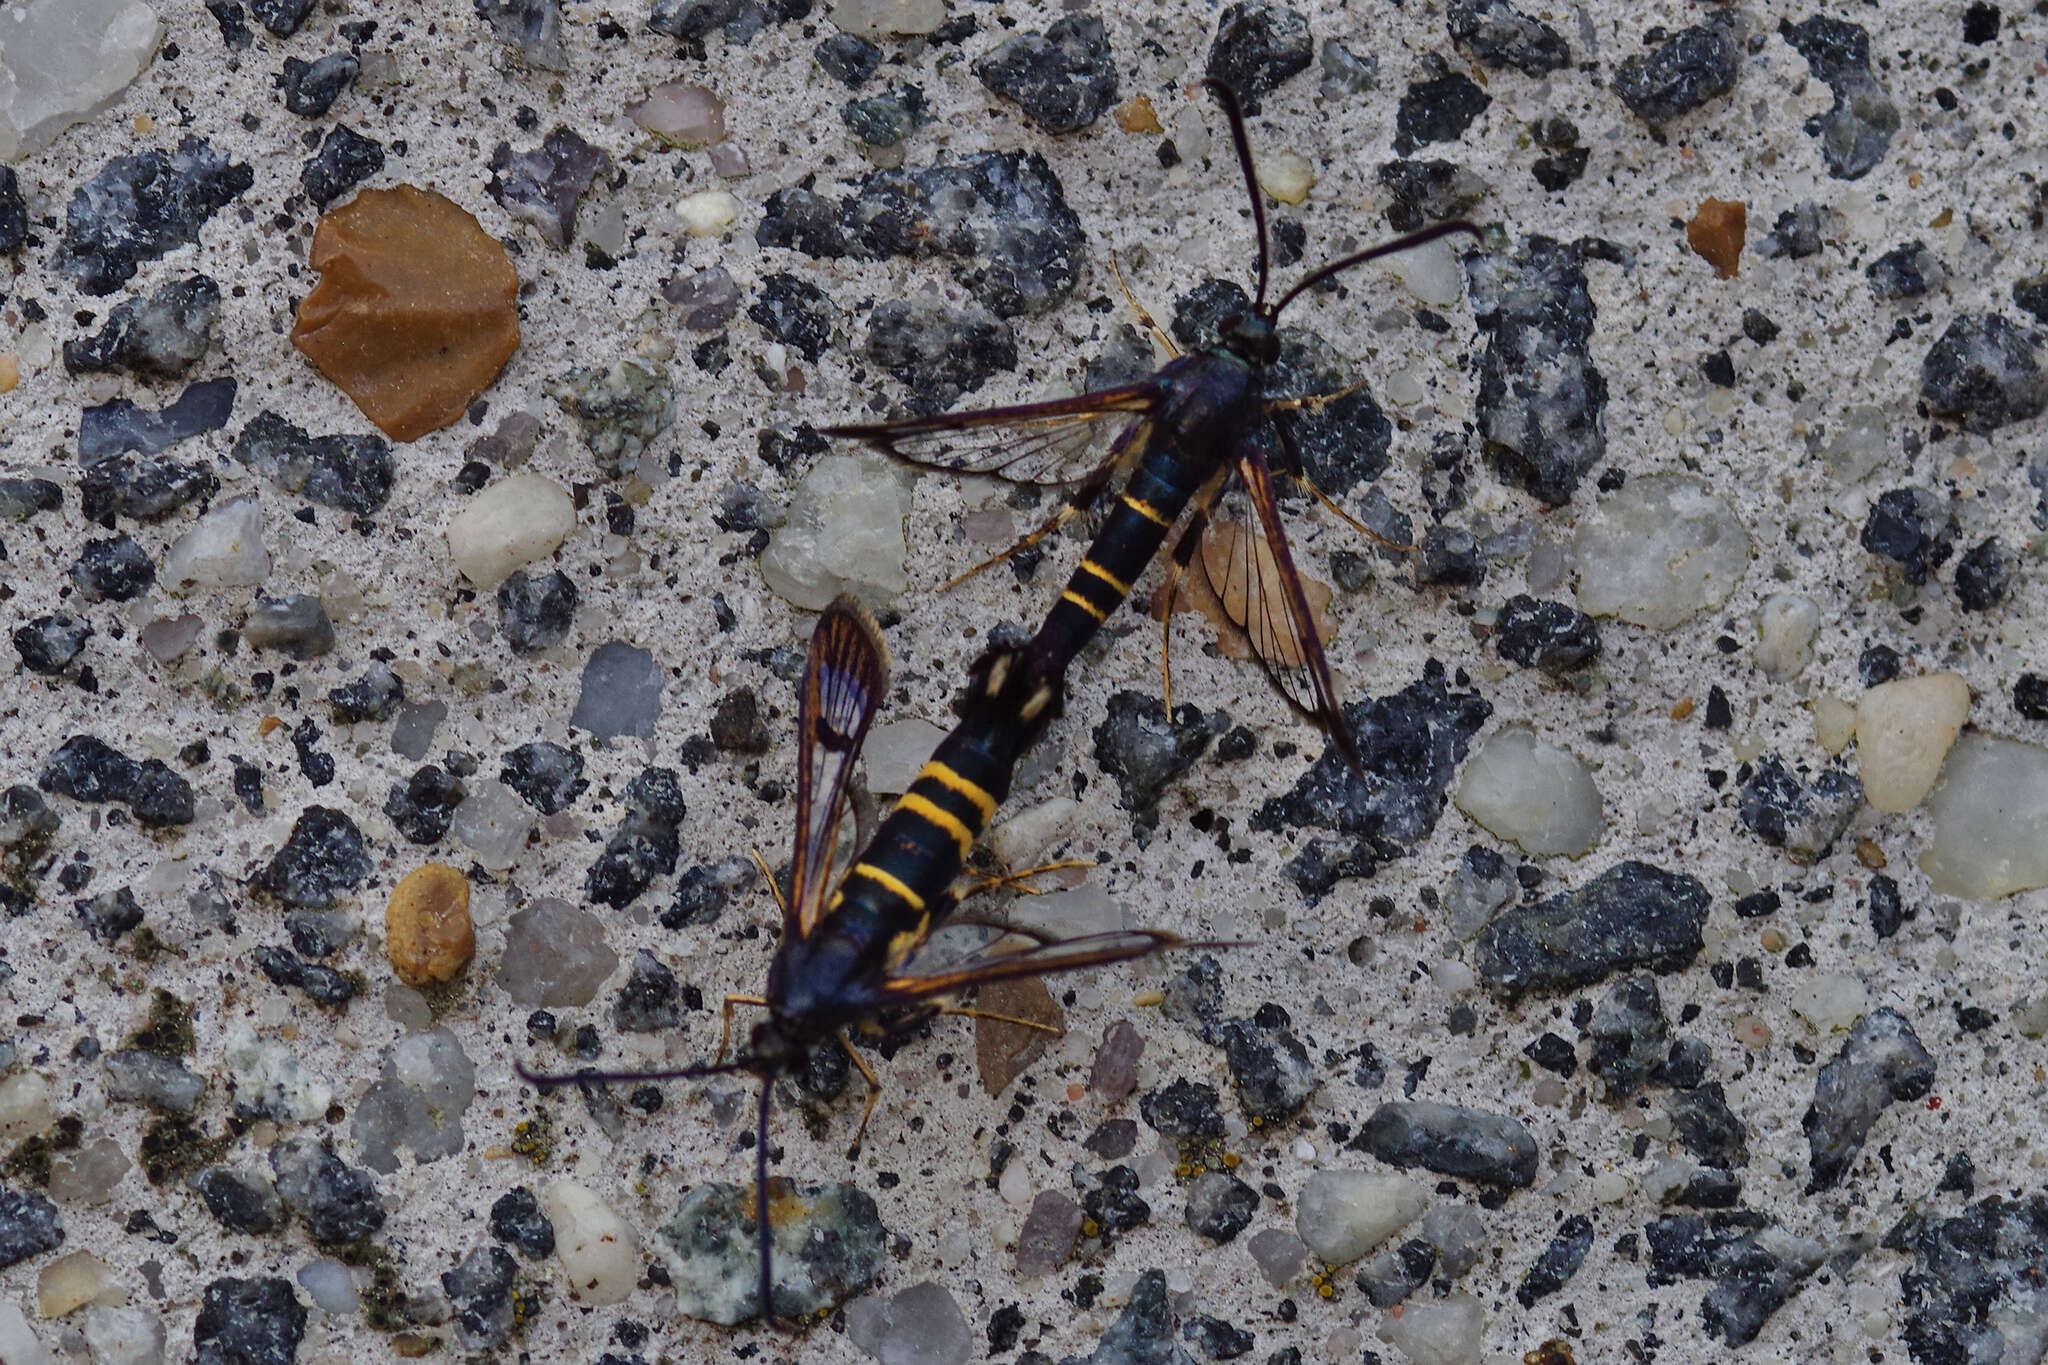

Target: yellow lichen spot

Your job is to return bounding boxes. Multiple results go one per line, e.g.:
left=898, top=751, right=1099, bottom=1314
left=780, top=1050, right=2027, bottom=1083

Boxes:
left=1317, top=1281, right=1335, bottom=1298
left=1221, top=1151, right=1241, bottom=1169
left=1132, top=989, right=1166, bottom=1008
left=1081, top=1217, right=1102, bottom=1238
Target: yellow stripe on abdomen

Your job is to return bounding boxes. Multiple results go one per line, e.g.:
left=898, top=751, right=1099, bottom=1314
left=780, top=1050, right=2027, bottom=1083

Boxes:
left=895, top=793, right=977, bottom=860
left=850, top=861, right=926, bottom=912
left=1122, top=494, right=1172, bottom=527
left=1079, top=558, right=1133, bottom=596
left=919, top=761, right=998, bottom=822
left=1060, top=589, right=1109, bottom=622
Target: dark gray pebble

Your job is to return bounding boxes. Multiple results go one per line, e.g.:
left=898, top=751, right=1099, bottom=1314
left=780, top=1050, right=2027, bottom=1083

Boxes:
left=280, top=53, right=359, bottom=117
left=255, top=945, right=359, bottom=1007
left=1779, top=16, right=1898, bottom=180
left=488, top=126, right=610, bottom=249
left=1447, top=0, right=1569, bottom=75
left=0, top=166, right=25, bottom=254
left=1955, top=538, right=2014, bottom=611
left=1586, top=975, right=1669, bottom=1102
left=660, top=855, right=752, bottom=929
left=1737, top=755, right=1862, bottom=858
left=443, top=1244, right=518, bottom=1350
left=190, top=1165, right=289, bottom=1235
left=79, top=449, right=218, bottom=524
left=612, top=948, right=684, bottom=1032
left=1252, top=663, right=1488, bottom=899
left=1866, top=241, right=1945, bottom=300
left=14, top=613, right=92, bottom=675
left=815, top=32, right=881, bottom=87
left=843, top=84, right=928, bottom=148
left=749, top=272, right=836, bottom=362
left=271, top=1138, right=385, bottom=1242
left=1394, top=57, right=1491, bottom=155
left=329, top=663, right=404, bottom=724
left=498, top=569, right=579, bottom=653
left=1220, top=1004, right=1319, bottom=1123
left=76, top=887, right=144, bottom=942
left=1515, top=1213, right=1593, bottom=1306
left=1356, top=1098, right=1539, bottom=1187
left=1612, top=18, right=1739, bottom=126
left=302, top=124, right=386, bottom=208
left=475, top=0, right=570, bottom=70
left=1465, top=234, right=1607, bottom=504
left=244, top=594, right=336, bottom=660
left=490, top=1185, right=556, bottom=1257
left=1205, top=3, right=1313, bottom=114
left=1860, top=486, right=1957, bottom=585
left=232, top=409, right=394, bottom=514
left=0, top=477, right=62, bottom=521
left=1184, top=1172, right=1259, bottom=1243
left=59, top=136, right=253, bottom=295
left=194, top=1275, right=307, bottom=1365
left=79, top=378, right=237, bottom=460
left=1092, top=692, right=1229, bottom=842
left=1920, top=313, right=2047, bottom=434
left=1475, top=860, right=1710, bottom=998
left=975, top=13, right=1118, bottom=135
left=1139, top=1078, right=1227, bottom=1140
left=1493, top=595, right=1600, bottom=672
left=1182, top=1315, right=1255, bottom=1360
left=865, top=297, right=1016, bottom=413
left=71, top=534, right=157, bottom=601
left=385, top=764, right=466, bottom=844
left=1891, top=1195, right=2048, bottom=1360
left=0, top=1183, right=63, bottom=1267
left=585, top=767, right=685, bottom=908
left=248, top=0, right=315, bottom=35
left=256, top=806, right=373, bottom=908
left=65, top=274, right=221, bottom=377
left=1804, top=1007, right=1934, bottom=1193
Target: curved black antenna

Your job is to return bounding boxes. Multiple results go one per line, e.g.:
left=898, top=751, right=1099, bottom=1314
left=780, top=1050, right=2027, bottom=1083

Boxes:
left=1272, top=221, right=1485, bottom=317
left=1200, top=78, right=1272, bottom=310
left=514, top=1058, right=758, bottom=1091
left=754, top=1078, right=777, bottom=1331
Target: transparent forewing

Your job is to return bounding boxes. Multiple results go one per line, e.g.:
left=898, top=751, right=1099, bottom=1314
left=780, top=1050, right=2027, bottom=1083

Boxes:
left=1201, top=447, right=1358, bottom=760
left=789, top=597, right=891, bottom=938
left=874, top=930, right=1185, bottom=1006
left=822, top=383, right=1162, bottom=486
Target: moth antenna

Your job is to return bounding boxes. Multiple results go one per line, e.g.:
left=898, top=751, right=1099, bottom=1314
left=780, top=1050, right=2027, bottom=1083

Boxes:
left=755, top=1078, right=776, bottom=1329
left=1201, top=78, right=1271, bottom=311
left=1272, top=220, right=1484, bottom=317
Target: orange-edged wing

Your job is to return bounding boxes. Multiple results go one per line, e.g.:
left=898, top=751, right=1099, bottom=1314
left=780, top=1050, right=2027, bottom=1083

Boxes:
left=872, top=930, right=1189, bottom=1006
left=1201, top=443, right=1360, bottom=765
left=788, top=596, right=891, bottom=939
left=821, top=382, right=1164, bottom=486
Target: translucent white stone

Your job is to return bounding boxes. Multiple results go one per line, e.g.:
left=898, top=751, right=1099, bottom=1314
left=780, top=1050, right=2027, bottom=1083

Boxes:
left=676, top=190, right=740, bottom=237
left=1379, top=234, right=1466, bottom=308
left=0, top=1302, right=55, bottom=1365
left=1925, top=734, right=2048, bottom=899
left=1454, top=725, right=1603, bottom=856
left=298, top=1259, right=360, bottom=1315
left=1812, top=694, right=1856, bottom=755
left=0, top=0, right=162, bottom=163
left=862, top=719, right=947, bottom=795
left=845, top=1282, right=972, bottom=1365
left=1823, top=405, right=1889, bottom=482
left=1574, top=475, right=1752, bottom=629
left=1857, top=672, right=1970, bottom=813
left=223, top=1020, right=332, bottom=1124
left=761, top=454, right=910, bottom=611
left=831, top=0, right=944, bottom=36
left=0, top=1070, right=53, bottom=1141
left=162, top=496, right=270, bottom=594
left=82, top=1304, right=164, bottom=1365
left=1755, top=593, right=1821, bottom=682
left=1294, top=1170, right=1426, bottom=1265
left=986, top=797, right=1079, bottom=870
left=445, top=472, right=576, bottom=589
left=450, top=779, right=536, bottom=871
left=544, top=1179, right=641, bottom=1306
left=628, top=83, right=725, bottom=148
left=1789, top=973, right=1869, bottom=1034
left=1377, top=1291, right=1484, bottom=1365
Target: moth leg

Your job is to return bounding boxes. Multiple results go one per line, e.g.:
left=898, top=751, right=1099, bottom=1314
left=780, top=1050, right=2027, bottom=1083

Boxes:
left=718, top=994, right=770, bottom=1063
left=749, top=848, right=786, bottom=915
left=1294, top=471, right=1416, bottom=553
left=1110, top=248, right=1181, bottom=359
left=958, top=858, right=1096, bottom=900
left=939, top=457, right=1123, bottom=592
left=1265, top=377, right=1371, bottom=413
left=1153, top=467, right=1232, bottom=710
left=942, top=1005, right=1064, bottom=1036
left=839, top=1033, right=884, bottom=1155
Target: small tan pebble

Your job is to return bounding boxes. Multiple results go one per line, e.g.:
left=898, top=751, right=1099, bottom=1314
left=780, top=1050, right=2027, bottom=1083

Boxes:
left=1856, top=839, right=1887, bottom=869
left=1686, top=198, right=1746, bottom=278
left=386, top=863, right=474, bottom=987
left=1857, top=672, right=1971, bottom=812
left=38, top=1250, right=122, bottom=1317
left=1257, top=149, right=1315, bottom=205
left=1669, top=695, right=1694, bottom=721
left=0, top=353, right=17, bottom=393
left=1811, top=693, right=1856, bottom=754
left=1113, top=96, right=1161, bottom=134
left=1732, top=1014, right=1772, bottom=1048
left=1759, top=926, right=1787, bottom=953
